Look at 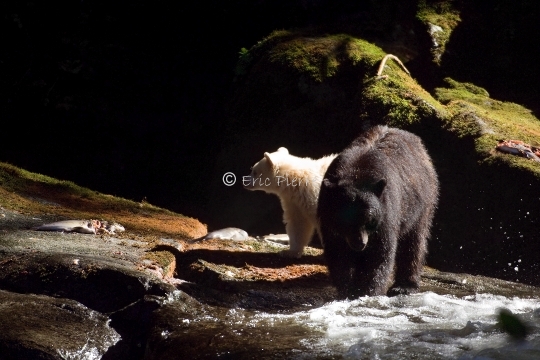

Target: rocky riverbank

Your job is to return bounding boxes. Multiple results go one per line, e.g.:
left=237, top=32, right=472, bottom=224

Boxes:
left=1, top=170, right=540, bottom=359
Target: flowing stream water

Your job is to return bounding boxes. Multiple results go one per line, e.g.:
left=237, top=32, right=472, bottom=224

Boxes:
left=164, top=291, right=540, bottom=359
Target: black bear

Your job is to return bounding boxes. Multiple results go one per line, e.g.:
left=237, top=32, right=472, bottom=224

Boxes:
left=317, top=125, right=439, bottom=298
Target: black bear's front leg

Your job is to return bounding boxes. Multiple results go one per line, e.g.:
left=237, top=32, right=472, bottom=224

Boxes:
left=389, top=227, right=428, bottom=296
left=323, top=235, right=355, bottom=299
left=350, top=239, right=396, bottom=297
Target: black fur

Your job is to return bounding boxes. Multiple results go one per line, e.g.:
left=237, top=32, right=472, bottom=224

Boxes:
left=317, top=125, right=439, bottom=298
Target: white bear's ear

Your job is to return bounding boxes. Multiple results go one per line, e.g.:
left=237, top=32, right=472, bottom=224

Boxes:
left=277, top=147, right=289, bottom=154
left=264, top=152, right=275, bottom=166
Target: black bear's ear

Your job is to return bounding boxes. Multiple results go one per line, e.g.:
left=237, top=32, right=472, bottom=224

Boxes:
left=323, top=178, right=336, bottom=188
left=373, top=179, right=386, bottom=197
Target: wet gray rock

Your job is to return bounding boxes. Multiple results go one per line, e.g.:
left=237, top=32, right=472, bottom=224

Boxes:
left=0, top=250, right=174, bottom=313
left=0, top=289, right=120, bottom=359
left=0, top=210, right=179, bottom=359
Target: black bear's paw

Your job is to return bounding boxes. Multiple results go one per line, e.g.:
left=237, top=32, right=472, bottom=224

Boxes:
left=336, top=288, right=359, bottom=300
left=336, top=286, right=369, bottom=300
left=387, top=286, right=419, bottom=297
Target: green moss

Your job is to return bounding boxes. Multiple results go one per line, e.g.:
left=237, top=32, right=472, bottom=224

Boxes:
left=234, top=47, right=253, bottom=77
left=434, top=78, right=540, bottom=177
left=361, top=64, right=447, bottom=127
left=436, top=78, right=540, bottom=145
left=0, top=162, right=87, bottom=195
left=244, top=239, right=264, bottom=252
left=417, top=1, right=461, bottom=30
left=416, top=1, right=461, bottom=64
left=476, top=135, right=540, bottom=178
left=0, top=161, right=177, bottom=216
left=260, top=31, right=446, bottom=126
left=239, top=239, right=286, bottom=254
left=362, top=78, right=419, bottom=125
left=436, top=78, right=490, bottom=104
left=251, top=32, right=386, bottom=82
left=441, top=102, right=489, bottom=139
left=232, top=30, right=449, bottom=137
left=144, top=251, right=175, bottom=270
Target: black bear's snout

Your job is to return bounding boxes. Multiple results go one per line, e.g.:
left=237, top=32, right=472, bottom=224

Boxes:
left=345, top=229, right=369, bottom=251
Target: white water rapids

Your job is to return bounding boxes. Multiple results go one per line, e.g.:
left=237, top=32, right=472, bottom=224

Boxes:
left=216, top=292, right=540, bottom=359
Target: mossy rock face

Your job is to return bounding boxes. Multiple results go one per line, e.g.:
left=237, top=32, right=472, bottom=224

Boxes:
left=218, top=30, right=540, bottom=285
left=227, top=30, right=446, bottom=150
left=416, top=1, right=462, bottom=65
left=437, top=78, right=540, bottom=169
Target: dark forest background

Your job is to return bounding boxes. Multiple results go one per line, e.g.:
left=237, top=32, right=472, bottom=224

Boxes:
left=2, top=0, right=349, bottom=226
left=2, top=0, right=540, bottom=233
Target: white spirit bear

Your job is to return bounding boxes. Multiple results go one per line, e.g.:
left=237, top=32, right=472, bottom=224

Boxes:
left=244, top=147, right=336, bottom=258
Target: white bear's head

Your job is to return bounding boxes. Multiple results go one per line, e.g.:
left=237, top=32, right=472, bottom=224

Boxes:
left=244, top=147, right=289, bottom=194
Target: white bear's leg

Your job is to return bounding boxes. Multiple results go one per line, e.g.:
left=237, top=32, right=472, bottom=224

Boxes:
left=280, top=207, right=314, bottom=258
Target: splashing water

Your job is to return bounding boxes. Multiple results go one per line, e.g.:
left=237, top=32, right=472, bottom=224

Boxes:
left=214, top=292, right=540, bottom=359
left=56, top=309, right=120, bottom=360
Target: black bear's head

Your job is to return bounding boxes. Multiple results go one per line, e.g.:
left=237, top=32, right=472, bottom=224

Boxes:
left=320, top=178, right=386, bottom=251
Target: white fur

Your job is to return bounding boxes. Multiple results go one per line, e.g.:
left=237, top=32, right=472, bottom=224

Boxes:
left=245, top=147, right=337, bottom=258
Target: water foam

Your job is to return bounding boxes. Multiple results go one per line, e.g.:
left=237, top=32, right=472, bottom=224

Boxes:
left=251, top=292, right=540, bottom=359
